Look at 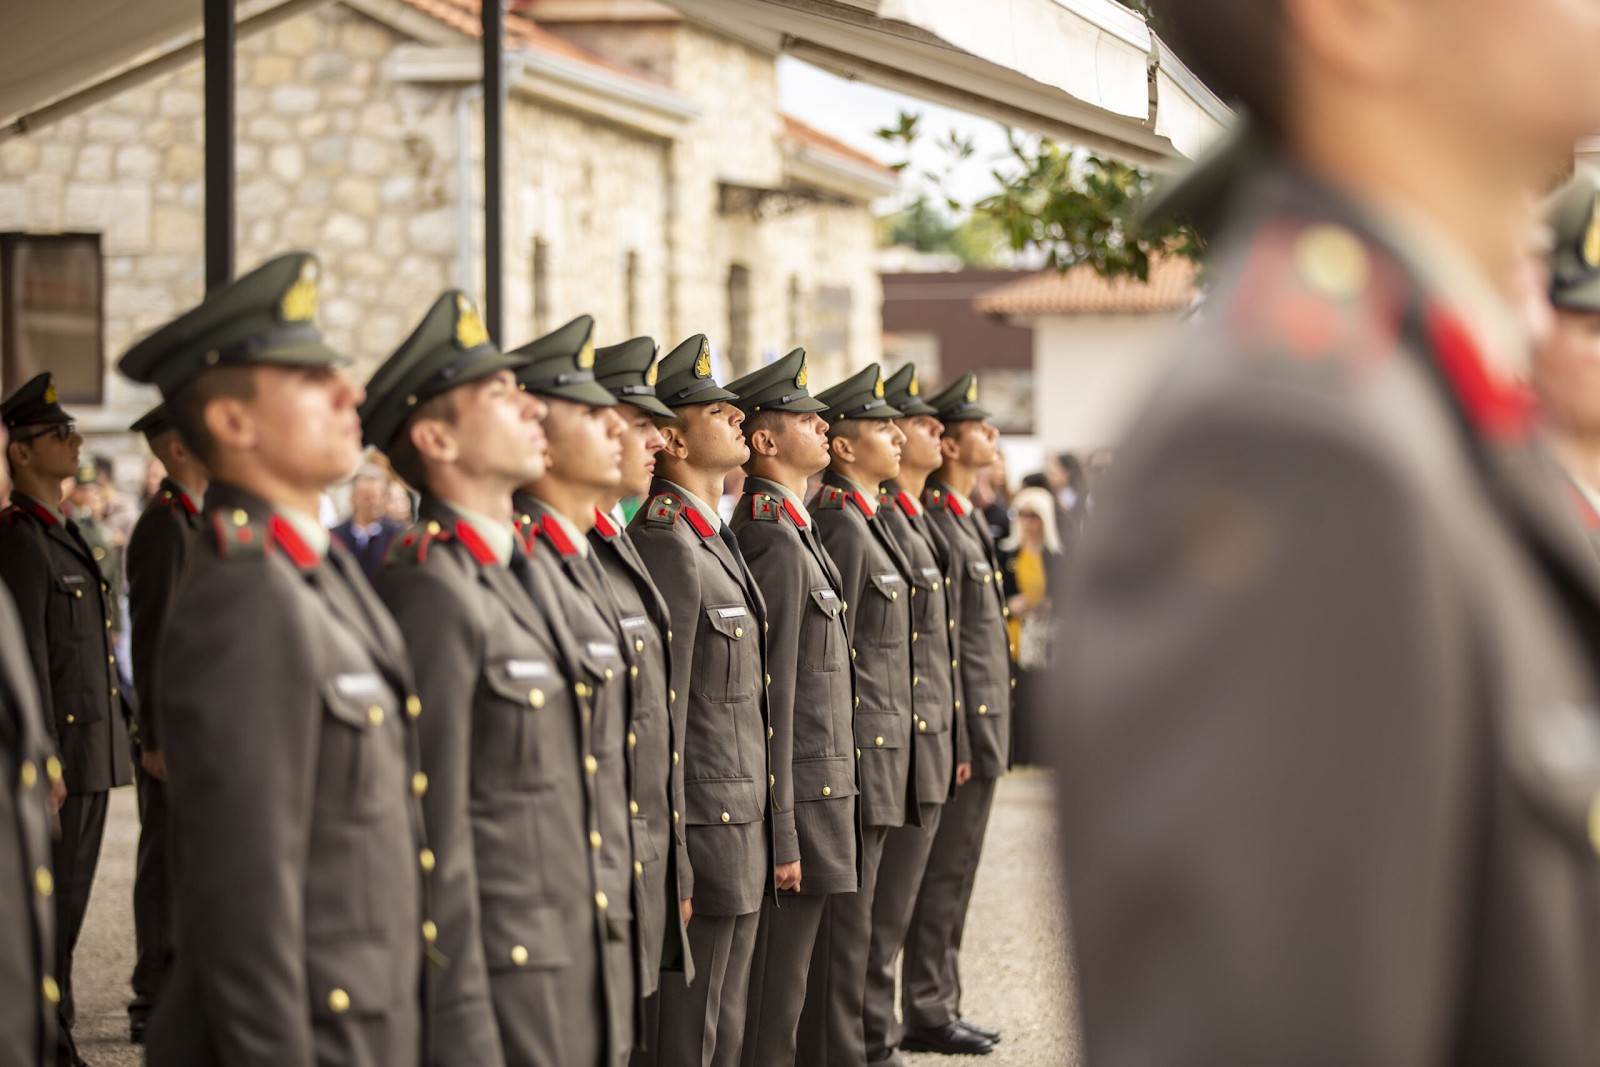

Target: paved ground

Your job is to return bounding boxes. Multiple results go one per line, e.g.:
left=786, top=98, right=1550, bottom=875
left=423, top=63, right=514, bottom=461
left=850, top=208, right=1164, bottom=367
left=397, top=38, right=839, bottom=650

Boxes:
left=69, top=770, right=1078, bottom=1066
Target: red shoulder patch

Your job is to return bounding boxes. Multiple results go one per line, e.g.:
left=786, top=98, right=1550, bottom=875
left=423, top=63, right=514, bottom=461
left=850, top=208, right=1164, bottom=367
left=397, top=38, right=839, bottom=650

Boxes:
left=944, top=493, right=967, bottom=517
left=1564, top=479, right=1600, bottom=531
left=895, top=490, right=920, bottom=518
left=847, top=490, right=874, bottom=518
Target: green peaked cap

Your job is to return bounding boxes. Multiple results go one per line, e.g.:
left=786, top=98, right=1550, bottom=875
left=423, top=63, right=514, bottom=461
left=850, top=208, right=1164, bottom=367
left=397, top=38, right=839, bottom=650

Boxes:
left=814, top=362, right=904, bottom=423
left=594, top=336, right=673, bottom=418
left=1, top=372, right=73, bottom=430
left=924, top=372, right=991, bottom=422
left=725, top=347, right=827, bottom=416
left=653, top=334, right=739, bottom=408
left=510, top=315, right=616, bottom=407
left=881, top=362, right=938, bottom=417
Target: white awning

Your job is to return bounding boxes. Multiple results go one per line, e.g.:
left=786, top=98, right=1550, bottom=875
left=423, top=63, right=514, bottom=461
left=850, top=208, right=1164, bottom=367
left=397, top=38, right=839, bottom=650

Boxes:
left=663, top=0, right=1229, bottom=165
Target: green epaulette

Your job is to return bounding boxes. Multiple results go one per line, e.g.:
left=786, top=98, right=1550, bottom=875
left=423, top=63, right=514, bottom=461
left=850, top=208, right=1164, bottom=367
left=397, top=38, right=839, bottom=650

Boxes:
left=645, top=493, right=685, bottom=525
left=749, top=493, right=780, bottom=521
left=210, top=509, right=269, bottom=561
left=814, top=485, right=846, bottom=510
left=387, top=519, right=454, bottom=565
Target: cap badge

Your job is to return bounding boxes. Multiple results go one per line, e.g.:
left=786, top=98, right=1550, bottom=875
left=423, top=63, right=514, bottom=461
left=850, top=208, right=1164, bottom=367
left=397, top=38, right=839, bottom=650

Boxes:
left=795, top=359, right=808, bottom=388
left=873, top=376, right=885, bottom=398
left=965, top=378, right=978, bottom=403
left=1583, top=194, right=1600, bottom=269
left=908, top=371, right=920, bottom=397
left=43, top=377, right=57, bottom=404
left=694, top=339, right=711, bottom=379
left=454, top=294, right=489, bottom=349
left=577, top=338, right=596, bottom=370
left=281, top=260, right=320, bottom=323
left=645, top=359, right=659, bottom=387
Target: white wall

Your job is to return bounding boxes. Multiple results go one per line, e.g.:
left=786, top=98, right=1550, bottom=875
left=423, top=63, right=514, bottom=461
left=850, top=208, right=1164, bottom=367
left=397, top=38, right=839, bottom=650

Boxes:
left=1028, top=313, right=1182, bottom=453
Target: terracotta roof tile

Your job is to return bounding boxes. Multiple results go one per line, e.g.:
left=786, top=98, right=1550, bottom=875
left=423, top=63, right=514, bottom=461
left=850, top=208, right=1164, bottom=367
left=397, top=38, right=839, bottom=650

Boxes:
left=973, top=256, right=1198, bottom=316
left=781, top=115, right=895, bottom=178
left=397, top=0, right=667, bottom=86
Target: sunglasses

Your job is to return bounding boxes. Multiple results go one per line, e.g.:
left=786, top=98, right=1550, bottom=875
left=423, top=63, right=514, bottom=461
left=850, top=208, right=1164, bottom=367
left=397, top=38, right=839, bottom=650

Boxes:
left=14, top=422, right=76, bottom=445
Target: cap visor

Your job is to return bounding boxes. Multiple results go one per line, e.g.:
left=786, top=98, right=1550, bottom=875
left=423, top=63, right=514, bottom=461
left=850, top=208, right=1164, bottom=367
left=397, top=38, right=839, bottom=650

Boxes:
left=671, top=385, right=740, bottom=407
left=893, top=400, right=939, bottom=416
left=527, top=379, right=619, bottom=407
left=774, top=396, right=829, bottom=413
left=255, top=340, right=351, bottom=368
left=452, top=351, right=529, bottom=388
left=941, top=406, right=993, bottom=422
left=617, top=394, right=676, bottom=419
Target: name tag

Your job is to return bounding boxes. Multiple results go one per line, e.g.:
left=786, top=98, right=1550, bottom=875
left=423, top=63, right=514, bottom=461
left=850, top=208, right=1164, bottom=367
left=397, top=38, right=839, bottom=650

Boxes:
left=921, top=567, right=941, bottom=582
left=716, top=606, right=748, bottom=619
left=60, top=574, right=86, bottom=586
left=587, top=641, right=619, bottom=659
left=620, top=616, right=651, bottom=631
left=874, top=573, right=903, bottom=586
left=816, top=589, right=838, bottom=601
left=506, top=659, right=551, bottom=680
left=332, top=672, right=382, bottom=698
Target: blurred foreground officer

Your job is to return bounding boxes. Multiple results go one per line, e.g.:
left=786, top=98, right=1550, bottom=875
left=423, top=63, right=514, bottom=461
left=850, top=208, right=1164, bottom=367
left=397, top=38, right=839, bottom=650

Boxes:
left=724, top=349, right=859, bottom=1067
left=124, top=403, right=209, bottom=1043
left=1533, top=175, right=1600, bottom=558
left=118, top=253, right=430, bottom=1067
left=1059, top=1, right=1600, bottom=1062
left=0, top=373, right=132, bottom=1067
left=590, top=338, right=694, bottom=1067
left=628, top=336, right=773, bottom=1067
left=864, top=364, right=973, bottom=1064
left=509, top=316, right=638, bottom=1066
left=0, top=419, right=59, bottom=1066
left=900, top=374, right=1008, bottom=1056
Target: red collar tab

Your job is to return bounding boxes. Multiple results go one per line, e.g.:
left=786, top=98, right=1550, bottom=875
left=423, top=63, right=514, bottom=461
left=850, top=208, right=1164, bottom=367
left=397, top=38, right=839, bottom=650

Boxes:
left=453, top=520, right=499, bottom=565
left=1564, top=479, right=1600, bottom=531
left=682, top=505, right=715, bottom=539
left=174, top=491, right=197, bottom=515
left=538, top=513, right=579, bottom=556
left=848, top=489, right=874, bottom=518
left=1425, top=305, right=1534, bottom=442
left=16, top=499, right=58, bottom=527
left=781, top=497, right=807, bottom=528
left=895, top=490, right=920, bottom=518
left=944, top=492, right=967, bottom=517
left=268, top=514, right=319, bottom=570
left=593, top=509, right=618, bottom=539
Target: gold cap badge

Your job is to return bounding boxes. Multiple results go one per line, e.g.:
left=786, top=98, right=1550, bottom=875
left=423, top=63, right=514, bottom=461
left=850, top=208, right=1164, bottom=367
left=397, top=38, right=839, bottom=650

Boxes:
left=454, top=294, right=489, bottom=349
left=964, top=378, right=978, bottom=403
left=1583, top=193, right=1600, bottom=269
left=577, top=338, right=595, bottom=370
left=281, top=260, right=319, bottom=322
left=645, top=359, right=659, bottom=387
left=873, top=376, right=885, bottom=398
left=43, top=377, right=57, bottom=404
left=908, top=371, right=920, bottom=397
left=796, top=358, right=808, bottom=388
left=694, top=339, right=711, bottom=379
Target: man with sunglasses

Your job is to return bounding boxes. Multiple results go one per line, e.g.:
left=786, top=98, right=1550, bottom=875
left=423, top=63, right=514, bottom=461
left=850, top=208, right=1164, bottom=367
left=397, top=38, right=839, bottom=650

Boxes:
left=0, top=373, right=133, bottom=1067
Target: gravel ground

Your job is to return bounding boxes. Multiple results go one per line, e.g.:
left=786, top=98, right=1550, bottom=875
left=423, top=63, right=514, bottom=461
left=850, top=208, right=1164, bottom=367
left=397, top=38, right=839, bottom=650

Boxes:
left=69, top=771, right=1078, bottom=1066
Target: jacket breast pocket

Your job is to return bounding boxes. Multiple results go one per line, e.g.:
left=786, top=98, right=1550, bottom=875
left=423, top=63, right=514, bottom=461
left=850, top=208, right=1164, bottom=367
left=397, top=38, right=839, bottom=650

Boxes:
left=50, top=573, right=91, bottom=647
left=867, top=572, right=908, bottom=649
left=308, top=937, right=403, bottom=1021
left=702, top=605, right=754, bottom=704
left=480, top=657, right=560, bottom=792
left=963, top=560, right=1001, bottom=622
left=801, top=588, right=846, bottom=673
left=321, top=672, right=395, bottom=818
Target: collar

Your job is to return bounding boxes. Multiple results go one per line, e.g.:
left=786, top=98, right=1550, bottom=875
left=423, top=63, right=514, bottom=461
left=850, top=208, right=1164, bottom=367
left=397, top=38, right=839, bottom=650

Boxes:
left=271, top=506, right=330, bottom=561
left=592, top=506, right=620, bottom=539
left=167, top=479, right=201, bottom=513
left=659, top=479, right=723, bottom=534
left=749, top=477, right=812, bottom=526
left=537, top=504, right=590, bottom=558
left=882, top=480, right=921, bottom=518
left=946, top=485, right=974, bottom=517
left=835, top=474, right=879, bottom=515
left=11, top=491, right=63, bottom=525
left=443, top=500, right=515, bottom=565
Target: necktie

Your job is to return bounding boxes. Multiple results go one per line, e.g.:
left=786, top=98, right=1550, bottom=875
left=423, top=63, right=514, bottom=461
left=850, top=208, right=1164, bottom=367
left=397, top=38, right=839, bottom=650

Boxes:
left=717, top=524, right=757, bottom=596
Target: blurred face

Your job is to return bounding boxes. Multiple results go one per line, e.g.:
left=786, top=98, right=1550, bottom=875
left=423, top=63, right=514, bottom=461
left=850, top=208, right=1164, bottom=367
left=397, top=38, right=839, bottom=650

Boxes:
left=769, top=411, right=831, bottom=476
left=69, top=481, right=102, bottom=515
left=839, top=418, right=905, bottom=485
left=944, top=419, right=998, bottom=470
left=7, top=421, right=82, bottom=483
left=445, top=370, right=548, bottom=487
left=894, top=414, right=944, bottom=477
left=618, top=404, right=667, bottom=498
left=211, top=366, right=366, bottom=494
left=678, top=401, right=749, bottom=473
left=144, top=456, right=167, bottom=497
left=1535, top=309, right=1600, bottom=435
left=350, top=476, right=387, bottom=522
left=541, top=396, right=625, bottom=492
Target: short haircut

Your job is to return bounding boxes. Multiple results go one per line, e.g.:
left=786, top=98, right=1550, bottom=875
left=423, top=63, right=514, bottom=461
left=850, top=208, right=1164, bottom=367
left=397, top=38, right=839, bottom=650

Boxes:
left=741, top=409, right=784, bottom=440
left=385, top=391, right=457, bottom=493
left=167, top=365, right=258, bottom=471
left=1149, top=1, right=1288, bottom=136
left=825, top=418, right=865, bottom=443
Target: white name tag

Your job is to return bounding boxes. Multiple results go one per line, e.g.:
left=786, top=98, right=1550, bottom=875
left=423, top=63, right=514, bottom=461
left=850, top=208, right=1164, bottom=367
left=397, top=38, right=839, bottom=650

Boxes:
left=874, top=573, right=903, bottom=585
left=587, top=641, right=619, bottom=659
left=620, top=615, right=651, bottom=631
left=922, top=567, right=942, bottom=582
left=816, top=589, right=838, bottom=601
left=716, top=607, right=748, bottom=619
left=333, top=672, right=382, bottom=698
left=506, top=659, right=551, bottom=680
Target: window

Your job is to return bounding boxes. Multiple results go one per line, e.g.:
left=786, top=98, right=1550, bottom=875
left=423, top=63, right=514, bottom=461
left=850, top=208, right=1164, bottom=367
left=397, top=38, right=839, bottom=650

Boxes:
left=624, top=250, right=640, bottom=337
left=531, top=237, right=550, bottom=334
left=726, top=263, right=751, bottom=375
left=1, top=234, right=103, bottom=405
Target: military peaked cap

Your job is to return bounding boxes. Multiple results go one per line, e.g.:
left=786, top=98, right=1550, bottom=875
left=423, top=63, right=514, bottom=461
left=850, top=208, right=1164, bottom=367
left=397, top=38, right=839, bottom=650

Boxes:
left=1547, top=174, right=1600, bottom=313
left=925, top=372, right=992, bottom=422
left=129, top=403, right=174, bottom=440
left=653, top=334, right=739, bottom=408
left=881, top=362, right=938, bottom=417
left=595, top=336, right=673, bottom=418
left=725, top=347, right=826, bottom=416
left=1, top=372, right=73, bottom=431
left=814, top=362, right=903, bottom=423
left=509, top=315, right=617, bottom=407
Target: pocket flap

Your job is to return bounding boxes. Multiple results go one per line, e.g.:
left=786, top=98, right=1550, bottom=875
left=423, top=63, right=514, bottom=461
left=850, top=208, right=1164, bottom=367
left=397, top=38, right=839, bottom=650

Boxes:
left=481, top=899, right=573, bottom=972
left=632, top=814, right=661, bottom=864
left=706, top=605, right=750, bottom=640
left=869, top=572, right=905, bottom=600
left=484, top=658, right=557, bottom=706
left=308, top=939, right=401, bottom=1019
left=966, top=560, right=997, bottom=584
left=854, top=710, right=908, bottom=750
left=906, top=566, right=943, bottom=592
left=792, top=755, right=857, bottom=802
left=322, top=675, right=386, bottom=731
left=683, top=776, right=764, bottom=825
left=809, top=588, right=842, bottom=618
left=56, top=573, right=88, bottom=594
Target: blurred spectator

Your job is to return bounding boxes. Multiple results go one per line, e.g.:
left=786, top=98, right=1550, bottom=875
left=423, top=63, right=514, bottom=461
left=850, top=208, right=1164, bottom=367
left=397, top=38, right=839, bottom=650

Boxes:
left=718, top=467, right=746, bottom=524
left=140, top=456, right=168, bottom=508
left=385, top=479, right=415, bottom=525
left=97, top=455, right=141, bottom=541
left=1084, top=448, right=1113, bottom=513
left=330, top=468, right=405, bottom=578
left=1047, top=452, right=1089, bottom=533
left=1000, top=486, right=1068, bottom=766
left=973, top=451, right=1012, bottom=550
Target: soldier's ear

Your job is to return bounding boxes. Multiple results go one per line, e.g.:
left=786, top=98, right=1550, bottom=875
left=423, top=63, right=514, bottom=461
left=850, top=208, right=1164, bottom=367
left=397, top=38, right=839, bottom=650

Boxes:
left=656, top=421, right=689, bottom=459
left=748, top=426, right=779, bottom=458
left=408, top=415, right=459, bottom=465
left=938, top=430, right=961, bottom=463
left=828, top=433, right=854, bottom=463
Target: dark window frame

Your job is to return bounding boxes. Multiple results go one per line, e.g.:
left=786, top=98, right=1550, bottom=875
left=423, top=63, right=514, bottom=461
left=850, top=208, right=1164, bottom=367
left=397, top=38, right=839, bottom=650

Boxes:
left=1, top=232, right=104, bottom=405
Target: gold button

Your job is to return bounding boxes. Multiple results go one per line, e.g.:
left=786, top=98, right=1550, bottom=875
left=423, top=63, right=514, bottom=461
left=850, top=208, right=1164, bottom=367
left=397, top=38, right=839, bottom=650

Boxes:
left=767, top=727, right=773, bottom=739
left=35, top=867, right=52, bottom=897
left=590, top=830, right=603, bottom=850
left=952, top=659, right=959, bottom=668
left=108, top=654, right=116, bottom=665
left=910, top=588, right=917, bottom=598
left=978, top=704, right=988, bottom=716
left=627, top=731, right=637, bottom=748
left=19, top=761, right=36, bottom=789
left=994, top=570, right=1002, bottom=581
left=575, top=682, right=592, bottom=699
left=765, top=674, right=771, bottom=686
left=855, top=748, right=861, bottom=759
left=851, top=648, right=857, bottom=660
left=854, top=697, right=859, bottom=708
left=231, top=509, right=248, bottom=527
left=595, top=891, right=609, bottom=910
left=328, top=988, right=351, bottom=1013
left=1011, top=678, right=1017, bottom=689
left=673, top=810, right=679, bottom=824
left=842, top=601, right=848, bottom=612
left=721, top=811, right=731, bottom=823
left=764, top=622, right=770, bottom=634
left=406, top=695, right=422, bottom=718
left=948, top=619, right=955, bottom=629
left=511, top=944, right=529, bottom=966
left=734, top=627, right=744, bottom=638
left=419, top=849, right=436, bottom=872
left=891, top=591, right=898, bottom=601
left=105, top=618, right=111, bottom=628
left=604, top=668, right=614, bottom=682
left=73, top=590, right=82, bottom=599
left=65, top=715, right=75, bottom=724
left=368, top=706, right=384, bottom=726
left=111, top=687, right=118, bottom=697
left=634, top=639, right=645, bottom=653
left=667, top=630, right=673, bottom=642
left=919, top=720, right=927, bottom=732
left=669, top=688, right=677, bottom=703
left=412, top=772, right=428, bottom=797
left=932, top=581, right=940, bottom=591
left=955, top=700, right=962, bottom=710
left=585, top=755, right=598, bottom=774
left=630, top=665, right=639, bottom=679
left=528, top=689, right=545, bottom=708
left=634, top=860, right=644, bottom=877
left=45, top=757, right=61, bottom=782
left=426, top=521, right=441, bottom=535
left=912, top=632, right=919, bottom=643
left=422, top=920, right=438, bottom=942
left=673, top=751, right=679, bottom=765
left=42, top=976, right=59, bottom=1004
left=912, top=676, right=919, bottom=688
left=875, top=736, right=884, bottom=747
left=821, top=786, right=831, bottom=797
left=629, top=800, right=639, bottom=815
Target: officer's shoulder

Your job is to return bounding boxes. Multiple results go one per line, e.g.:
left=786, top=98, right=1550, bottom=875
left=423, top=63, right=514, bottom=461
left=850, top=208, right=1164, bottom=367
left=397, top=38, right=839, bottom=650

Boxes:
left=640, top=491, right=714, bottom=538
left=205, top=509, right=272, bottom=562
left=814, top=485, right=847, bottom=511
left=382, top=519, right=465, bottom=568
left=746, top=493, right=781, bottom=522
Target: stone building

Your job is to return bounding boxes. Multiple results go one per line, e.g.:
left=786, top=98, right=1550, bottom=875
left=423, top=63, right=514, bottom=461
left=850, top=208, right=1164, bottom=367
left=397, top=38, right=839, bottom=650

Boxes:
left=0, top=0, right=895, bottom=467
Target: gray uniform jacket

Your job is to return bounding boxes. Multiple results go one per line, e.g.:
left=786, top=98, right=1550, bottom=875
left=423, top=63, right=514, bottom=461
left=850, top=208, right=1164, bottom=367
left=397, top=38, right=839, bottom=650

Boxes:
left=810, top=471, right=920, bottom=829
left=628, top=478, right=774, bottom=917
left=1059, top=163, right=1600, bottom=1065
left=126, top=478, right=203, bottom=750
left=731, top=478, right=861, bottom=895
left=0, top=585, right=57, bottom=1065
left=147, top=483, right=428, bottom=1067
left=923, top=481, right=1012, bottom=780
left=589, top=511, right=693, bottom=989
left=0, top=492, right=133, bottom=795
left=877, top=482, right=964, bottom=801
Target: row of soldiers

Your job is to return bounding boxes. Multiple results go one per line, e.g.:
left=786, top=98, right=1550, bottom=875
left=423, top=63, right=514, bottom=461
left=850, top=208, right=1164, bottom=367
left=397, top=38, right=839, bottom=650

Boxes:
left=0, top=250, right=1016, bottom=1067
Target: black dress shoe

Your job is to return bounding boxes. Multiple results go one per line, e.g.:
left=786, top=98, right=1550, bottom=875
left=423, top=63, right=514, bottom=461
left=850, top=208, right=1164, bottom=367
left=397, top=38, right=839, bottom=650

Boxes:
left=901, top=1022, right=994, bottom=1055
left=957, top=1017, right=1002, bottom=1043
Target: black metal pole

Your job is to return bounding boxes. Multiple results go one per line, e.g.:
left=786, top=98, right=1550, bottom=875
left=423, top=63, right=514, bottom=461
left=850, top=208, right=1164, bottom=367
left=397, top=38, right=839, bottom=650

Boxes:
left=483, top=0, right=505, bottom=344
left=203, top=0, right=235, bottom=291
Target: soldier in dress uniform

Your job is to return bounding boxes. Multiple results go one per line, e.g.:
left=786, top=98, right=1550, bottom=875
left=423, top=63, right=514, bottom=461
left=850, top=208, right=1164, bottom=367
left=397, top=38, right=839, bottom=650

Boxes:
left=799, top=363, right=922, bottom=1067
left=65, top=463, right=122, bottom=644
left=863, top=363, right=982, bottom=1063
left=626, top=334, right=774, bottom=1067
left=588, top=336, right=694, bottom=1067
left=0, top=418, right=60, bottom=1067
left=507, top=315, right=638, bottom=1066
left=123, top=402, right=209, bottom=1043
left=900, top=373, right=1008, bottom=1056
left=1059, top=0, right=1600, bottom=1061
left=116, top=252, right=431, bottom=1067
left=722, top=348, right=859, bottom=1066
left=0, top=372, right=133, bottom=1067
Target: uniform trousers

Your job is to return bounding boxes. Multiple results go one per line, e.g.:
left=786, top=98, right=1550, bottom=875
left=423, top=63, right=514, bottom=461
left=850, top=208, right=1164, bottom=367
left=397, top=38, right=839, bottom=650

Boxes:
left=53, top=791, right=107, bottom=1056
left=129, top=757, right=172, bottom=1024
left=658, top=910, right=759, bottom=1067
left=796, top=824, right=889, bottom=1067
left=902, top=777, right=996, bottom=1030
left=740, top=892, right=828, bottom=1067
left=863, top=803, right=943, bottom=1064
